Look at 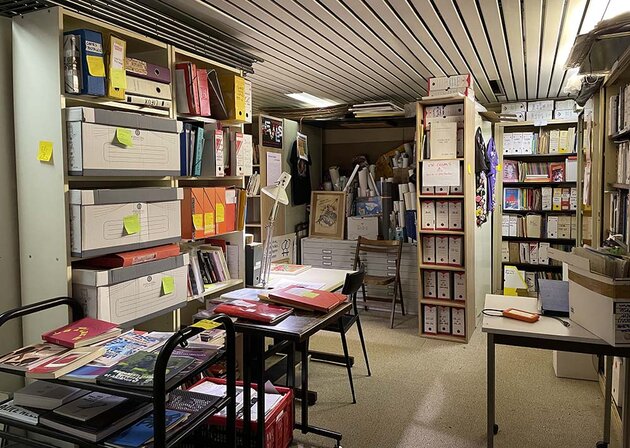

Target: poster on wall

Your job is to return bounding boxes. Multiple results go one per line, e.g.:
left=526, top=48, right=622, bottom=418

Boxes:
left=261, top=116, right=283, bottom=148
left=309, top=191, right=346, bottom=240
left=270, top=233, right=296, bottom=263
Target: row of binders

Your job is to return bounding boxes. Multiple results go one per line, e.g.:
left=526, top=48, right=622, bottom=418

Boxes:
left=501, top=242, right=573, bottom=266
left=422, top=271, right=466, bottom=301
left=502, top=128, right=576, bottom=155
left=423, top=306, right=466, bottom=337
left=503, top=187, right=577, bottom=211
left=502, top=214, right=577, bottom=239
left=503, top=267, right=563, bottom=294
left=180, top=123, right=253, bottom=177
left=609, top=83, right=630, bottom=135
left=616, top=141, right=630, bottom=185
left=503, top=159, right=577, bottom=183
left=181, top=187, right=246, bottom=240
left=609, top=191, right=630, bottom=248
left=421, top=235, right=463, bottom=267
left=420, top=200, right=463, bottom=231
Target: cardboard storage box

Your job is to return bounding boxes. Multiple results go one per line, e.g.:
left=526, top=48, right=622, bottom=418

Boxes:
left=554, top=109, right=579, bottom=120
left=428, top=74, right=473, bottom=92
left=526, top=110, right=553, bottom=122
left=552, top=351, right=598, bottom=381
left=66, top=107, right=182, bottom=176
left=70, top=187, right=183, bottom=258
left=555, top=99, right=577, bottom=111
left=347, top=216, right=379, bottom=240
left=72, top=254, right=188, bottom=326
left=501, top=102, right=527, bottom=113
left=527, top=100, right=555, bottom=111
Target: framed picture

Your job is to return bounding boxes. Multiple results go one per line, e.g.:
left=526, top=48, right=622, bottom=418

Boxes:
left=309, top=191, right=346, bottom=239
left=261, top=115, right=283, bottom=148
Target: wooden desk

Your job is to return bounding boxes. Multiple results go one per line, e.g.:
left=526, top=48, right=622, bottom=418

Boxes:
left=483, top=294, right=630, bottom=448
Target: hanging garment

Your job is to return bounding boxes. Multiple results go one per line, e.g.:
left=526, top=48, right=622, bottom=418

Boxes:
left=474, top=128, right=489, bottom=226
left=486, top=137, right=498, bottom=212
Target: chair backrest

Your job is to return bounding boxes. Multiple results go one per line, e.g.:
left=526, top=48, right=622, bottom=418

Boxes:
left=341, top=270, right=366, bottom=297
left=353, top=236, right=403, bottom=271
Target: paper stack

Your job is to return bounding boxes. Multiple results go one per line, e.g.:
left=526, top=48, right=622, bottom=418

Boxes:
left=349, top=101, right=404, bottom=118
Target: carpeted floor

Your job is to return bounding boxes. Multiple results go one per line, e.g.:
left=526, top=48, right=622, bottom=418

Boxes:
left=289, top=311, right=619, bottom=448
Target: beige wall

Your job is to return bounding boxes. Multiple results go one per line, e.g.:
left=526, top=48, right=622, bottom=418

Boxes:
left=0, top=17, right=24, bottom=394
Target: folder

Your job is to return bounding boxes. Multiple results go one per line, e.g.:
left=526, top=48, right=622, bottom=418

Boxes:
left=570, top=187, right=578, bottom=210
left=529, top=243, right=539, bottom=265
left=435, top=186, right=449, bottom=195
left=175, top=62, right=200, bottom=115
left=435, top=201, right=449, bottom=230
left=547, top=216, right=559, bottom=238
left=539, top=242, right=550, bottom=265
left=423, top=270, right=437, bottom=298
left=525, top=214, right=542, bottom=238
left=557, top=216, right=571, bottom=239
left=519, top=243, right=529, bottom=263
left=218, top=73, right=246, bottom=122
left=207, top=69, right=228, bottom=120
left=197, top=68, right=211, bottom=117
left=106, top=35, right=126, bottom=100
left=571, top=215, right=577, bottom=239
left=512, top=133, right=523, bottom=154
left=436, top=236, right=449, bottom=265
left=448, top=236, right=463, bottom=266
left=423, top=305, right=438, bottom=334
left=421, top=186, right=435, bottom=195
left=437, top=271, right=451, bottom=299
left=502, top=133, right=513, bottom=155
left=422, top=236, right=436, bottom=264
left=64, top=29, right=106, bottom=96
left=502, top=215, right=510, bottom=236
left=429, top=122, right=457, bottom=159
left=549, top=130, right=560, bottom=153
left=203, top=187, right=216, bottom=237
left=242, top=134, right=254, bottom=176
left=508, top=242, right=520, bottom=263
left=125, top=57, right=171, bottom=83
left=541, top=187, right=553, bottom=210
left=420, top=201, right=436, bottom=230
left=126, top=75, right=172, bottom=100
left=244, top=79, right=253, bottom=124
left=448, top=201, right=463, bottom=230
left=450, top=171, right=463, bottom=194
left=225, top=188, right=237, bottom=233
left=552, top=188, right=562, bottom=211
left=200, top=124, right=225, bottom=177
left=214, top=187, right=227, bottom=234
left=230, top=131, right=246, bottom=176
left=438, top=306, right=451, bottom=334
left=453, top=272, right=466, bottom=301
left=451, top=308, right=466, bottom=337
left=181, top=188, right=205, bottom=240
left=63, top=34, right=81, bottom=94
left=501, top=241, right=509, bottom=262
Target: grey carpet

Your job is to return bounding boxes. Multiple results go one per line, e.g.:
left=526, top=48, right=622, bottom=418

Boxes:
left=289, top=311, right=619, bottom=448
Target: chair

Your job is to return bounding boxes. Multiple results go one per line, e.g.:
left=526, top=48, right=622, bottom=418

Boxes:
left=354, top=236, right=406, bottom=328
left=319, top=270, right=371, bottom=404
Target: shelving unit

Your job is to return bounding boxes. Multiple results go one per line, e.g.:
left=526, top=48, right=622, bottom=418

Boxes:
left=492, top=119, right=579, bottom=295
left=415, top=96, right=477, bottom=343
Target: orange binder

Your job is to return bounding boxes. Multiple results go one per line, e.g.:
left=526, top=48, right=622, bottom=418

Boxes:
left=203, top=187, right=216, bottom=237
left=215, top=187, right=227, bottom=234
left=181, top=188, right=205, bottom=239
left=225, top=188, right=237, bottom=233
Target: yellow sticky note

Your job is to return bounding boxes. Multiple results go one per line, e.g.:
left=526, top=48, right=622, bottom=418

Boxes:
left=86, top=55, right=105, bottom=77
left=191, top=319, right=221, bottom=330
left=497, top=164, right=502, bottom=172
left=192, top=213, right=203, bottom=231
left=37, top=141, right=53, bottom=162
left=302, top=292, right=318, bottom=299
left=110, top=68, right=127, bottom=89
left=161, top=276, right=175, bottom=295
left=216, top=203, right=225, bottom=223
left=467, top=163, right=472, bottom=174
left=123, top=214, right=140, bottom=235
left=504, top=287, right=517, bottom=297
left=204, top=212, right=215, bottom=233
left=116, top=128, right=133, bottom=147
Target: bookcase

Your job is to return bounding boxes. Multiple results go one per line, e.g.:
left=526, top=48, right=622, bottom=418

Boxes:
left=492, top=119, right=579, bottom=296
left=415, top=96, right=477, bottom=343
left=13, top=7, right=248, bottom=345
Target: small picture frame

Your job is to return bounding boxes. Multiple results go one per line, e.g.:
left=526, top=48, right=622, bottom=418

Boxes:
left=261, top=115, right=283, bottom=148
left=309, top=191, right=346, bottom=239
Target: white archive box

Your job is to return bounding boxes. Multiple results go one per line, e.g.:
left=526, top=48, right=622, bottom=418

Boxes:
left=69, top=187, right=183, bottom=258
left=66, top=107, right=182, bottom=176
left=72, top=254, right=188, bottom=326
left=347, top=216, right=379, bottom=240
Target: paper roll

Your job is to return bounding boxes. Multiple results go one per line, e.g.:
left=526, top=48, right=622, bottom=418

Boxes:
left=393, top=202, right=399, bottom=212
left=398, top=184, right=409, bottom=197
left=402, top=155, right=409, bottom=168
left=369, top=164, right=376, bottom=179
left=358, top=168, right=369, bottom=197
left=329, top=166, right=341, bottom=191
left=381, top=181, right=393, bottom=240
left=403, top=191, right=414, bottom=211
left=408, top=182, right=416, bottom=193
left=398, top=203, right=406, bottom=228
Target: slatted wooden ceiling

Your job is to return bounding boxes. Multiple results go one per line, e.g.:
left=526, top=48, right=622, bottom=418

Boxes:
left=160, top=0, right=615, bottom=110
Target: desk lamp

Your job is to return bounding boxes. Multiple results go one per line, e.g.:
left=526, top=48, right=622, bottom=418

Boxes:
left=260, top=172, right=292, bottom=287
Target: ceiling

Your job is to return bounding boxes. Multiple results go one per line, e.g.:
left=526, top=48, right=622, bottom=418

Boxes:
left=160, top=0, right=624, bottom=110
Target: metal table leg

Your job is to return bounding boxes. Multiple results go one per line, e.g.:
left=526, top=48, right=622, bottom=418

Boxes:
left=603, top=356, right=613, bottom=447
left=487, top=333, right=496, bottom=448
left=242, top=334, right=252, bottom=447
left=256, top=335, right=266, bottom=448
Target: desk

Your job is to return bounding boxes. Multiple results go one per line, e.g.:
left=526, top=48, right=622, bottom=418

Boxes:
left=483, top=294, right=630, bottom=448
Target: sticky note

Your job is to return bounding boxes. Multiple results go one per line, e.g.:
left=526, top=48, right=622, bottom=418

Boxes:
left=123, top=214, right=140, bottom=235
left=467, top=163, right=472, bottom=174
left=192, top=213, right=203, bottom=231
left=216, top=203, right=225, bottom=223
left=86, top=55, right=105, bottom=77
left=504, top=287, right=517, bottom=297
left=204, top=212, right=215, bottom=233
left=37, top=141, right=53, bottom=162
left=161, top=276, right=174, bottom=295
left=191, top=319, right=221, bottom=330
left=116, top=128, right=133, bottom=147
left=302, top=292, right=318, bottom=298
left=497, top=164, right=502, bottom=172
left=110, top=68, right=127, bottom=89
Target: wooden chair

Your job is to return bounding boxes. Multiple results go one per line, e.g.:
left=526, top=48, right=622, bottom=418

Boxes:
left=354, top=236, right=406, bottom=328
left=318, top=270, right=371, bottom=404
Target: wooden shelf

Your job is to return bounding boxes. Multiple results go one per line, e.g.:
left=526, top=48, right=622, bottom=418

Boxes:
left=501, top=262, right=562, bottom=270
left=418, top=229, right=465, bottom=235
left=418, top=195, right=464, bottom=199
left=497, top=119, right=578, bottom=128
left=419, top=264, right=465, bottom=272
left=502, top=209, right=576, bottom=215
left=612, top=183, right=630, bottom=190
left=419, top=158, right=464, bottom=162
left=502, top=236, right=576, bottom=244
left=246, top=223, right=262, bottom=227
left=420, top=332, right=467, bottom=343
left=503, top=181, right=577, bottom=187
left=63, top=94, right=170, bottom=116
left=188, top=279, right=243, bottom=302
left=420, top=298, right=466, bottom=308
left=177, top=114, right=218, bottom=124
left=610, top=128, right=630, bottom=142
left=177, top=175, right=244, bottom=181
left=503, top=153, right=578, bottom=160
left=419, top=95, right=466, bottom=105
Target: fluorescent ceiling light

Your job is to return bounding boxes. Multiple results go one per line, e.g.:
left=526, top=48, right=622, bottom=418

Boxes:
left=285, top=92, right=339, bottom=108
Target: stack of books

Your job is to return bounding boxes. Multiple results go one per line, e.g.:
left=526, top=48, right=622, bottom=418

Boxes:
left=503, top=161, right=569, bottom=183
left=348, top=101, right=404, bottom=118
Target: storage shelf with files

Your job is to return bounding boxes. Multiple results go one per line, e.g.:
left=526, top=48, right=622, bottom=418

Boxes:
left=501, top=262, right=563, bottom=271
left=63, top=94, right=170, bottom=117
left=502, top=153, right=577, bottom=160
left=502, top=209, right=577, bottom=215
left=188, top=278, right=244, bottom=302
left=503, top=181, right=577, bottom=187
left=500, top=119, right=578, bottom=128
left=420, top=298, right=466, bottom=308
left=418, top=194, right=464, bottom=199
left=419, top=264, right=465, bottom=272
left=418, top=230, right=465, bottom=236
left=502, top=236, right=577, bottom=244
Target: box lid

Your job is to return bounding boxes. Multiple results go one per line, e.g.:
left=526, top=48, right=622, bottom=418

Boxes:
left=69, top=187, right=183, bottom=205
left=65, top=107, right=182, bottom=133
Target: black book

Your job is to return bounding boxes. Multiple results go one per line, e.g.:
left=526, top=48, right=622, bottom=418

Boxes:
left=97, top=351, right=194, bottom=389
left=188, top=264, right=201, bottom=295
left=202, top=251, right=218, bottom=283
left=197, top=251, right=212, bottom=284
left=166, top=389, right=222, bottom=418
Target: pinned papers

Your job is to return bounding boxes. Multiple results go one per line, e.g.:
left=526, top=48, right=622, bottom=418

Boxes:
left=422, top=160, right=460, bottom=186
left=37, top=141, right=53, bottom=162
left=123, top=214, right=140, bottom=235
left=116, top=128, right=133, bottom=147
left=161, top=276, right=174, bottom=295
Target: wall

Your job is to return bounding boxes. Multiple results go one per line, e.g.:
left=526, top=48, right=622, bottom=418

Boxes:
left=0, top=17, right=24, bottom=394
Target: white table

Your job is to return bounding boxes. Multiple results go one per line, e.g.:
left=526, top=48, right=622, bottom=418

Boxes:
left=268, top=267, right=353, bottom=292
left=483, top=294, right=630, bottom=448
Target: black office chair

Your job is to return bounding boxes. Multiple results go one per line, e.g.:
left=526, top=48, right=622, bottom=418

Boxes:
left=321, top=270, right=371, bottom=404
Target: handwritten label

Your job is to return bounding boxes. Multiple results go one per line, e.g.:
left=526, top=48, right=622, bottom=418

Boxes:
left=161, top=276, right=174, bottom=295
left=37, top=141, right=53, bottom=162
left=123, top=214, right=140, bottom=235
left=422, top=160, right=461, bottom=187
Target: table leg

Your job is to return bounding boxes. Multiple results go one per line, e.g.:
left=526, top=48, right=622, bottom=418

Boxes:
left=256, top=335, right=266, bottom=448
left=242, top=334, right=252, bottom=447
left=487, top=333, right=496, bottom=448
left=603, top=355, right=613, bottom=445
left=623, top=357, right=630, bottom=448
left=301, top=338, right=310, bottom=432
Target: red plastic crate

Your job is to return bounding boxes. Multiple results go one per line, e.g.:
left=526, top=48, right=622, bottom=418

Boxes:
left=187, top=377, right=294, bottom=448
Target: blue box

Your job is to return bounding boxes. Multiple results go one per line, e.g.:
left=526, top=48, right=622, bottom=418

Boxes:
left=64, top=29, right=106, bottom=96
left=355, top=197, right=382, bottom=216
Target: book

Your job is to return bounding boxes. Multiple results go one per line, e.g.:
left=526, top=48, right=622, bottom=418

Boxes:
left=26, top=346, right=106, bottom=379
left=53, top=392, right=127, bottom=422
left=165, top=389, right=222, bottom=415
left=89, top=330, right=164, bottom=367
left=214, top=300, right=293, bottom=324
left=97, top=351, right=194, bottom=388
left=42, top=317, right=121, bottom=348
left=269, top=263, right=311, bottom=275
left=0, top=342, right=68, bottom=372
left=78, top=244, right=180, bottom=268
left=502, top=160, right=519, bottom=183
left=14, top=381, right=88, bottom=410
left=265, top=286, right=348, bottom=313
left=62, top=364, right=111, bottom=383
left=549, top=162, right=565, bottom=182
left=0, top=399, right=40, bottom=425
left=170, top=347, right=220, bottom=379
left=503, top=188, right=521, bottom=210
left=104, top=410, right=188, bottom=448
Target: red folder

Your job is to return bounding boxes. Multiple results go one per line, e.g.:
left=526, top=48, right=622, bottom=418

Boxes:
left=78, top=244, right=180, bottom=268
left=42, top=317, right=120, bottom=348
left=175, top=62, right=200, bottom=115
left=266, top=286, right=347, bottom=313
left=197, top=68, right=211, bottom=117
left=225, top=188, right=236, bottom=232
left=214, top=300, right=292, bottom=324
left=182, top=187, right=205, bottom=240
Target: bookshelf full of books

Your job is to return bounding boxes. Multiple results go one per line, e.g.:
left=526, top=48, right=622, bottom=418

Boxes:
left=415, top=95, right=477, bottom=343
left=494, top=118, right=579, bottom=296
